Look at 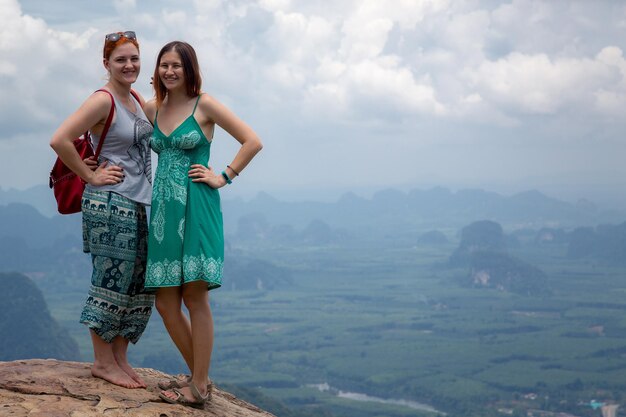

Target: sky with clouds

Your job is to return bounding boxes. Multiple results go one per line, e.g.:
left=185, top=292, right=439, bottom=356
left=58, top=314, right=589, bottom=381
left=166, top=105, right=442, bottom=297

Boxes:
left=1, top=0, right=625, bottom=207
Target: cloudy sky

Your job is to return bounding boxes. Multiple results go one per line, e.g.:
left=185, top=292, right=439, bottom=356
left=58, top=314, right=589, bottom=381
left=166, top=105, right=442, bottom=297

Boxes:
left=1, top=0, right=625, bottom=207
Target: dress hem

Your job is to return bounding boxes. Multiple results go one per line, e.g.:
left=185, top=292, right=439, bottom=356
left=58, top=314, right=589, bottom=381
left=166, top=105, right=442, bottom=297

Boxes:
left=145, top=277, right=222, bottom=291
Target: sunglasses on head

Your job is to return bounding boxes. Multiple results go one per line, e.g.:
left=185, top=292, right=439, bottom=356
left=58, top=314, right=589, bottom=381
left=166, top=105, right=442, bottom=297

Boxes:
left=105, top=31, right=136, bottom=42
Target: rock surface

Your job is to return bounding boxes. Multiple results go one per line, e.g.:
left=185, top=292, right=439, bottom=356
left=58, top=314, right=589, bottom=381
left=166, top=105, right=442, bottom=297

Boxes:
left=0, top=359, right=276, bottom=417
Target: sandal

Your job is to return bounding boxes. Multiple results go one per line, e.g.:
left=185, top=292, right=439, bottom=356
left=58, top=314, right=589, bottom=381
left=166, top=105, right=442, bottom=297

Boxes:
left=157, top=374, right=191, bottom=390
left=206, top=379, right=214, bottom=401
left=159, top=381, right=211, bottom=409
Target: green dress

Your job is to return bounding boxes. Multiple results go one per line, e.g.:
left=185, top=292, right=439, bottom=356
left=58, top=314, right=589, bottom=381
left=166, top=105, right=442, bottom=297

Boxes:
left=145, top=95, right=223, bottom=290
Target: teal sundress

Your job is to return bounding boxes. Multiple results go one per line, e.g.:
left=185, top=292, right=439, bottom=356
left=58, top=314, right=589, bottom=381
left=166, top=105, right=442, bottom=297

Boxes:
left=145, top=95, right=224, bottom=290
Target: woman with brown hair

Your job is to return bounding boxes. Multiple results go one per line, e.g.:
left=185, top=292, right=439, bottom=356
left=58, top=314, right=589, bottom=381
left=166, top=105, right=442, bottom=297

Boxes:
left=143, top=40, right=262, bottom=408
left=50, top=31, right=154, bottom=389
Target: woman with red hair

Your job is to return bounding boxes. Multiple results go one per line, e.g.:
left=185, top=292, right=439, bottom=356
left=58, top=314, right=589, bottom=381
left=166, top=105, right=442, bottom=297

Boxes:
left=50, top=31, right=154, bottom=389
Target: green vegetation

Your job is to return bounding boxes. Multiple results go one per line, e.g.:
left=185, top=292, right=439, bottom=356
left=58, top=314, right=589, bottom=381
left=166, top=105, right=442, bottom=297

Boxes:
left=34, top=237, right=626, bottom=417
left=3, top=190, right=626, bottom=417
left=567, top=222, right=626, bottom=264
left=449, top=220, right=507, bottom=266
left=467, top=251, right=549, bottom=296
left=0, top=272, right=80, bottom=361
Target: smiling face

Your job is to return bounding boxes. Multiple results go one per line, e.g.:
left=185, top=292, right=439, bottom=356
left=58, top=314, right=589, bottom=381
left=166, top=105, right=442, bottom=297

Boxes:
left=158, top=50, right=185, bottom=92
left=153, top=41, right=202, bottom=106
left=104, top=42, right=140, bottom=85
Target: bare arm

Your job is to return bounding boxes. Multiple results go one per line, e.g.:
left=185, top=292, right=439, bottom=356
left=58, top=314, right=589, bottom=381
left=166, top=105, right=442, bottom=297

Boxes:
left=143, top=99, right=157, bottom=125
left=189, top=94, right=263, bottom=188
left=49, top=91, right=124, bottom=186
left=202, top=94, right=263, bottom=176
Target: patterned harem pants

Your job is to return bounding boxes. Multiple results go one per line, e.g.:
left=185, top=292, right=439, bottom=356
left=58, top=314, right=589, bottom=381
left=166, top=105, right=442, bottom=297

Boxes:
left=80, top=189, right=154, bottom=344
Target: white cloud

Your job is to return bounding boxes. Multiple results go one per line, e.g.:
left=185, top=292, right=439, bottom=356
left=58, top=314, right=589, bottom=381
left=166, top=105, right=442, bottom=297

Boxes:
left=465, top=51, right=619, bottom=115
left=593, top=47, right=626, bottom=116
left=192, top=0, right=223, bottom=14
left=0, top=0, right=99, bottom=133
left=3, top=0, right=626, bottom=196
left=339, top=16, right=394, bottom=61
left=255, top=3, right=447, bottom=121
left=113, top=0, right=136, bottom=15
left=265, top=61, right=306, bottom=88
left=263, top=11, right=335, bottom=63
left=258, top=0, right=291, bottom=12
left=346, top=57, right=445, bottom=116
left=161, top=9, right=187, bottom=27
left=597, top=46, right=626, bottom=79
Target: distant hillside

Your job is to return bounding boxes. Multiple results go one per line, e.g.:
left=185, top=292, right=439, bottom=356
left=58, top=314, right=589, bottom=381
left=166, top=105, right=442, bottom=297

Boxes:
left=3, top=185, right=625, bottom=250
left=235, top=214, right=352, bottom=246
left=449, top=220, right=507, bottom=266
left=534, top=227, right=570, bottom=244
left=0, top=272, right=81, bottom=361
left=0, top=203, right=88, bottom=293
left=417, top=230, right=449, bottom=245
left=221, top=188, right=618, bottom=231
left=5, top=185, right=625, bottom=231
left=0, top=204, right=293, bottom=294
left=0, top=202, right=79, bottom=248
left=449, top=220, right=549, bottom=295
left=567, top=222, right=626, bottom=265
left=467, top=251, right=550, bottom=296
left=0, top=184, right=58, bottom=217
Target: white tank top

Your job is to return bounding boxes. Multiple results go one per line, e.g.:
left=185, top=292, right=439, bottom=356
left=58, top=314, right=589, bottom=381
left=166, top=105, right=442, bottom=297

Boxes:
left=86, top=90, right=153, bottom=205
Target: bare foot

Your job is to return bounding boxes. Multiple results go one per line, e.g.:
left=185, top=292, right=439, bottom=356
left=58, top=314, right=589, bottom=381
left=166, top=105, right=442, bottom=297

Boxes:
left=116, top=360, right=147, bottom=388
left=91, top=362, right=142, bottom=389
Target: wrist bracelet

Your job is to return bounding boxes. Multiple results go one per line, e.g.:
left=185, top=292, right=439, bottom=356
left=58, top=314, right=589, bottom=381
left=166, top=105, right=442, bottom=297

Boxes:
left=227, top=165, right=240, bottom=176
left=221, top=170, right=232, bottom=184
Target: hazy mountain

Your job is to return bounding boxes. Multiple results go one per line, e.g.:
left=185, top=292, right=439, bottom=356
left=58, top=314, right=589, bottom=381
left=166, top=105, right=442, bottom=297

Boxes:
left=534, top=227, right=570, bottom=244
left=449, top=220, right=507, bottom=266
left=0, top=272, right=81, bottom=361
left=417, top=230, right=449, bottom=245
left=3, top=185, right=625, bottom=248
left=567, top=222, right=626, bottom=264
left=0, top=202, right=293, bottom=294
left=450, top=220, right=550, bottom=295
left=0, top=202, right=79, bottom=248
left=467, top=251, right=550, bottom=296
left=0, top=203, right=86, bottom=291
left=0, top=184, right=58, bottom=217
left=225, top=187, right=625, bottom=234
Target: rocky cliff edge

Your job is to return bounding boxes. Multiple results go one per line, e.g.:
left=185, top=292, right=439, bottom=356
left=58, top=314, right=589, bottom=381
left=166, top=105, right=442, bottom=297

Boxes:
left=0, top=359, right=276, bottom=417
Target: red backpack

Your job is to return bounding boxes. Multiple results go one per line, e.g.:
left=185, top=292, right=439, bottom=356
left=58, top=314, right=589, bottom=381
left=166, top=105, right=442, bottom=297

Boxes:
left=49, top=89, right=140, bottom=214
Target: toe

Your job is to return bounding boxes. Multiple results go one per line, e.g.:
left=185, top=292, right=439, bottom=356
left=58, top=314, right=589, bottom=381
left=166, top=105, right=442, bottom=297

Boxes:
left=161, top=390, right=175, bottom=400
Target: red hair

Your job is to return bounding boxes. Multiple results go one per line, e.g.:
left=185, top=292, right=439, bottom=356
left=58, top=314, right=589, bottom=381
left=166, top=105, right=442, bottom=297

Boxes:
left=103, top=34, right=140, bottom=59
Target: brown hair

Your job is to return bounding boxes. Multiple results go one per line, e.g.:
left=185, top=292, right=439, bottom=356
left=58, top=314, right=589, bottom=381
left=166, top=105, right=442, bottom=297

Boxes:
left=103, top=33, right=140, bottom=60
left=153, top=41, right=202, bottom=107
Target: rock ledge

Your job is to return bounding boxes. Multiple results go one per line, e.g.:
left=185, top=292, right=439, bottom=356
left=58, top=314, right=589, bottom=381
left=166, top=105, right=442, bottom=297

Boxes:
left=0, top=359, right=276, bottom=416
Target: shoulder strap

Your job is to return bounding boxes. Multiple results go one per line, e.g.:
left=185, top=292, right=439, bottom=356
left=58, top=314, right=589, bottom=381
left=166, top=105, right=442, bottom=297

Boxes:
left=92, top=89, right=115, bottom=158
left=130, top=89, right=141, bottom=104
left=192, top=94, right=202, bottom=115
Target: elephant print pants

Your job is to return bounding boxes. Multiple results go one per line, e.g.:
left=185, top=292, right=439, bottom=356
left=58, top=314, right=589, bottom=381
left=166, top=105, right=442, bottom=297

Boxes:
left=80, top=189, right=154, bottom=344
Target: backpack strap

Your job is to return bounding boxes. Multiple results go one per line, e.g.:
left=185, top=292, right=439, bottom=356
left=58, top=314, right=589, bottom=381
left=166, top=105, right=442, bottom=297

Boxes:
left=92, top=89, right=116, bottom=159
left=130, top=89, right=141, bottom=105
